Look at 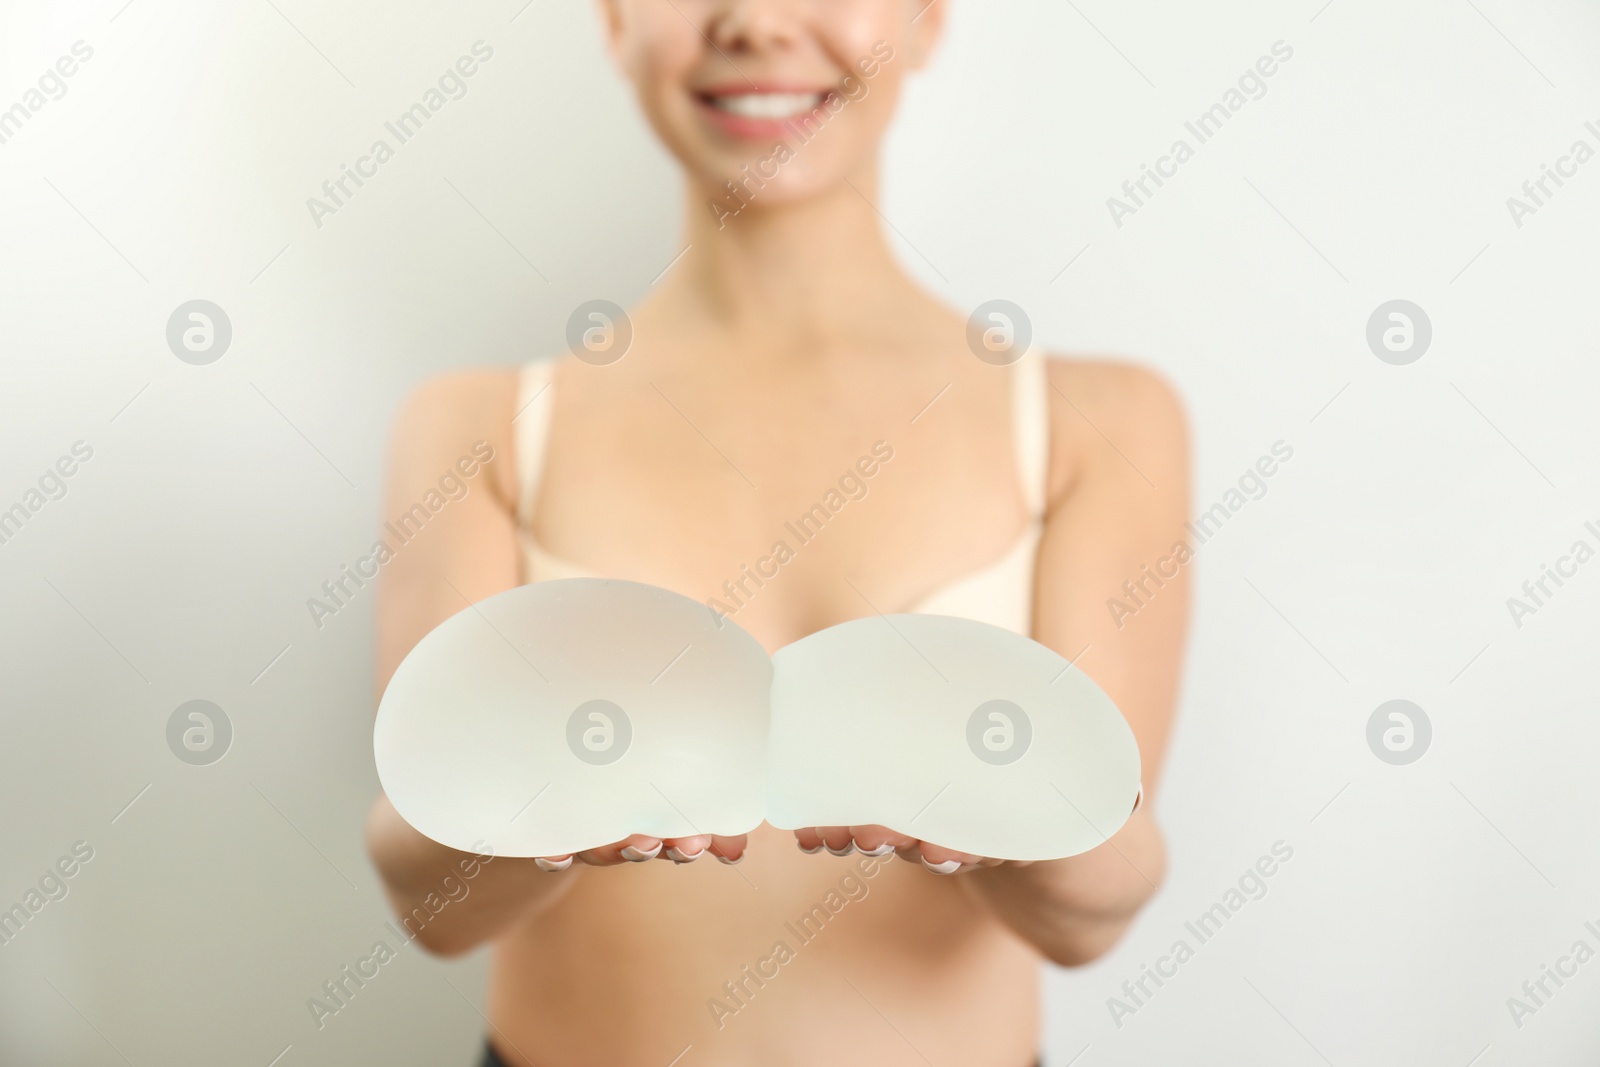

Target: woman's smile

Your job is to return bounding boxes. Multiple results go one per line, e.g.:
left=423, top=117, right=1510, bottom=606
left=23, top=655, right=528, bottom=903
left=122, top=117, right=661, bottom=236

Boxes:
left=693, top=84, right=837, bottom=138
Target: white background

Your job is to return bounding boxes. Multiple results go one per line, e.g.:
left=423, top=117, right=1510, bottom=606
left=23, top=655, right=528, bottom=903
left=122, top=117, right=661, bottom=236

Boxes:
left=1, top=0, right=1597, bottom=1064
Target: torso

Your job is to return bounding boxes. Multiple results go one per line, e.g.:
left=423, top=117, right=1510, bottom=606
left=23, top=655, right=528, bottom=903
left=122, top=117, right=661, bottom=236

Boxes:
left=471, top=320, right=1079, bottom=1066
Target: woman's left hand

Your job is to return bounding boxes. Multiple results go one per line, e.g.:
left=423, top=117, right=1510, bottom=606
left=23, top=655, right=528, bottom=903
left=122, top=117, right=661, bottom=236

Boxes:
left=792, top=825, right=1031, bottom=874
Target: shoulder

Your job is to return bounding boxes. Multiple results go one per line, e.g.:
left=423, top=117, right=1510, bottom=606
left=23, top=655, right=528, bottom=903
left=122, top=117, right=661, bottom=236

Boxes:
left=391, top=365, right=523, bottom=430
left=387, top=365, right=526, bottom=513
left=1038, top=355, right=1190, bottom=511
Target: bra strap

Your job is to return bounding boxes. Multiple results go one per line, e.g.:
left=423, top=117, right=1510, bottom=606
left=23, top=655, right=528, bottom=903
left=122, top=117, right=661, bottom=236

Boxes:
left=1011, top=347, right=1051, bottom=519
left=513, top=359, right=556, bottom=526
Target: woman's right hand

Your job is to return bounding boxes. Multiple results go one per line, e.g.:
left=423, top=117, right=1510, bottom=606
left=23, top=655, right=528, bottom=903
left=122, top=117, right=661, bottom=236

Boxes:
left=532, top=833, right=747, bottom=871
left=368, top=795, right=746, bottom=956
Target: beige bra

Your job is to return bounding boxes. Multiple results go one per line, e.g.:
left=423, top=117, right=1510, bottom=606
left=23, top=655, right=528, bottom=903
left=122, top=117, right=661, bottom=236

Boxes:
left=513, top=348, right=1052, bottom=637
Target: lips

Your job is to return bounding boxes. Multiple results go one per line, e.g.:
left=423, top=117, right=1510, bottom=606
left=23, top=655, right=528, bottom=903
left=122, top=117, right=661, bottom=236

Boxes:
left=693, top=86, right=836, bottom=138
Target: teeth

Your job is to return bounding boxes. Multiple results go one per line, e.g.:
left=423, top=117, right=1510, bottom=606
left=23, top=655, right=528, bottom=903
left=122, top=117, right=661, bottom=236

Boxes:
left=709, top=92, right=824, bottom=120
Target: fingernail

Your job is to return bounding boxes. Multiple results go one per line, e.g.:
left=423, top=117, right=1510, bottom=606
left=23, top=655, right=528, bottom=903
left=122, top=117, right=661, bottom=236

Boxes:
left=859, top=842, right=896, bottom=857
left=824, top=842, right=857, bottom=857
left=797, top=841, right=824, bottom=854
left=665, top=846, right=705, bottom=864
left=534, top=856, right=572, bottom=873
left=922, top=857, right=962, bottom=875
left=715, top=852, right=743, bottom=866
left=620, top=842, right=663, bottom=862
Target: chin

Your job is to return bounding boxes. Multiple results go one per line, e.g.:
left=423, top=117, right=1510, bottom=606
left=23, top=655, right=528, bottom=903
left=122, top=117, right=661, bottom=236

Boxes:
left=695, top=147, right=858, bottom=224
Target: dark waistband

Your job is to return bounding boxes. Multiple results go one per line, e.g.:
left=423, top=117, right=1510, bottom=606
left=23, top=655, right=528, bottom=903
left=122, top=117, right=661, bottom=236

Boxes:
left=482, top=1039, right=1039, bottom=1067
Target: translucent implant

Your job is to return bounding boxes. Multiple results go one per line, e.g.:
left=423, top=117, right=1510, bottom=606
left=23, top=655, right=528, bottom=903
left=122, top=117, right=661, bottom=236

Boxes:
left=374, top=579, right=773, bottom=857
left=765, top=614, right=1141, bottom=861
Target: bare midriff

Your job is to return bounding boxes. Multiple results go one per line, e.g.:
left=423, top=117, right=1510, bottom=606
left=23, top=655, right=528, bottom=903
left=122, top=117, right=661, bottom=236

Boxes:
left=486, top=823, right=1040, bottom=1066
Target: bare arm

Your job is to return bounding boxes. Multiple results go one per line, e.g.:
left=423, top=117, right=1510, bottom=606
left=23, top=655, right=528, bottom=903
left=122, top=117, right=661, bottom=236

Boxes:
left=364, top=369, right=576, bottom=957
left=799, top=361, right=1191, bottom=963
left=363, top=369, right=740, bottom=957
left=959, top=360, right=1190, bottom=965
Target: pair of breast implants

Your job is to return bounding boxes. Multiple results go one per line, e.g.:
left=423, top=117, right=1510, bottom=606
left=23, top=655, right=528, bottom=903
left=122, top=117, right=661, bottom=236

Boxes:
left=374, top=579, right=1140, bottom=861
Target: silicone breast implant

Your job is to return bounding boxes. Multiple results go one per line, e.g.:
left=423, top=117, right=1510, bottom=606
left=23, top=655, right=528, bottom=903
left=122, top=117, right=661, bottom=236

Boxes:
left=765, top=613, right=1141, bottom=861
left=374, top=579, right=773, bottom=857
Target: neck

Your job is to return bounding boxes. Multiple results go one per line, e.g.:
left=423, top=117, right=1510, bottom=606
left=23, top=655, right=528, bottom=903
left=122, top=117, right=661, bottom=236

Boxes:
left=645, top=162, right=923, bottom=349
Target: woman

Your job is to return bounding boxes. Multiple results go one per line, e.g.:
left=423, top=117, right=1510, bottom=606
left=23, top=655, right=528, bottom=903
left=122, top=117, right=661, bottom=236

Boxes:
left=366, top=2, right=1190, bottom=1063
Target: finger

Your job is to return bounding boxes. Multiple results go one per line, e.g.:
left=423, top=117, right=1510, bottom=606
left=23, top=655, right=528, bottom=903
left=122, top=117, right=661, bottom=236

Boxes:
left=918, top=841, right=985, bottom=874
left=849, top=825, right=916, bottom=857
left=794, top=827, right=827, bottom=854
left=576, top=835, right=662, bottom=866
left=662, top=835, right=712, bottom=863
left=533, top=855, right=574, bottom=873
left=819, top=826, right=856, bottom=856
left=707, top=834, right=748, bottom=865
